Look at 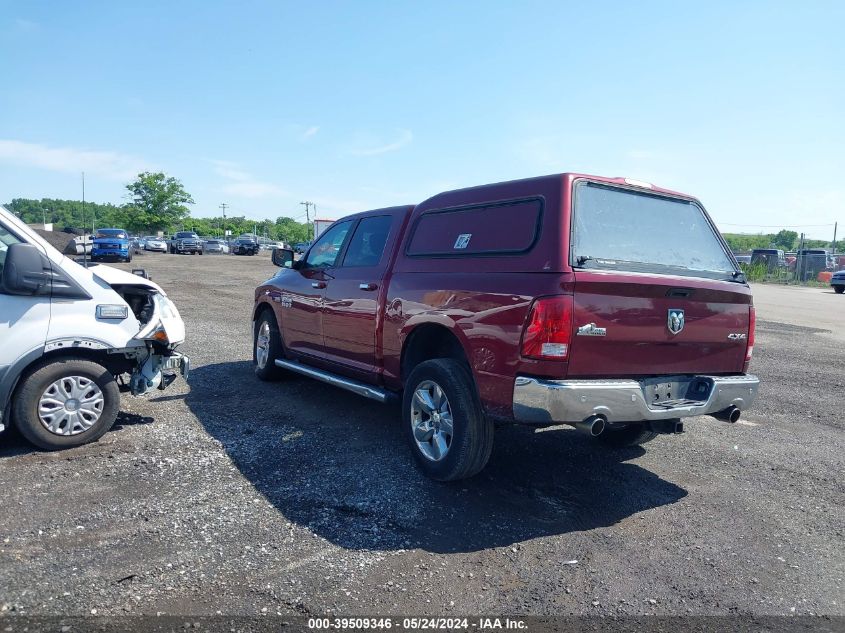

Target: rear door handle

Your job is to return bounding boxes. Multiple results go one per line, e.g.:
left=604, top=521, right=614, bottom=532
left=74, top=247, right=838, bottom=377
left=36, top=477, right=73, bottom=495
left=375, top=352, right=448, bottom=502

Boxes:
left=311, top=281, right=326, bottom=289
left=359, top=282, right=378, bottom=291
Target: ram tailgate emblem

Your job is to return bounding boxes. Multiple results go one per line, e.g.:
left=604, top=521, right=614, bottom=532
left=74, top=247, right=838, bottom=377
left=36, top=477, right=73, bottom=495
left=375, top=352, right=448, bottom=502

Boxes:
left=667, top=309, right=685, bottom=335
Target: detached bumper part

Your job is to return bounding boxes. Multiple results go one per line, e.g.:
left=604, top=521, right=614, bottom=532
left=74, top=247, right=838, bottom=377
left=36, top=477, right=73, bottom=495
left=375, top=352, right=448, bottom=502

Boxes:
left=512, top=374, right=759, bottom=424
left=130, top=352, right=189, bottom=395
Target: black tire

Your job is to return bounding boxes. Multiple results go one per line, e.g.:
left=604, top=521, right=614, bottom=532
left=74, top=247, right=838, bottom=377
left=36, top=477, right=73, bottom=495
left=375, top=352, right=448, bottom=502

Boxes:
left=834, top=286, right=844, bottom=294
left=597, top=423, right=659, bottom=447
left=253, top=310, right=286, bottom=381
left=403, top=359, right=493, bottom=481
left=125, top=252, right=132, bottom=263
left=12, top=357, right=120, bottom=450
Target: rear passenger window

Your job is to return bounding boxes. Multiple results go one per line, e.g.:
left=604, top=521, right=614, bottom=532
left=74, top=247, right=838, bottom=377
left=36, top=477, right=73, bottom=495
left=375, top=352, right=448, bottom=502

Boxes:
left=342, top=215, right=392, bottom=267
left=406, top=198, right=542, bottom=256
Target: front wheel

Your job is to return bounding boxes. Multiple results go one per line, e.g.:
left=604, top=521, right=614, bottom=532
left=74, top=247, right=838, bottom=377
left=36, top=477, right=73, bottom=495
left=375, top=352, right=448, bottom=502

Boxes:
left=835, top=286, right=844, bottom=294
left=596, top=423, right=659, bottom=447
left=12, top=358, right=120, bottom=450
left=403, top=359, right=493, bottom=481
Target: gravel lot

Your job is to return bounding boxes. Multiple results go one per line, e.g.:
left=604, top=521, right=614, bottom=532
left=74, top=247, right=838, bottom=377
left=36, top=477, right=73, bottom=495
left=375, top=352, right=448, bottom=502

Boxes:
left=1, top=252, right=843, bottom=617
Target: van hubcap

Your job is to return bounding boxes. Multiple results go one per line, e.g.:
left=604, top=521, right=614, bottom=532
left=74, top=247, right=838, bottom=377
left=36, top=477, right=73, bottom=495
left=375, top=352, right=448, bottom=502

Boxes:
left=410, top=380, right=453, bottom=462
left=38, top=376, right=104, bottom=436
left=256, top=321, right=271, bottom=368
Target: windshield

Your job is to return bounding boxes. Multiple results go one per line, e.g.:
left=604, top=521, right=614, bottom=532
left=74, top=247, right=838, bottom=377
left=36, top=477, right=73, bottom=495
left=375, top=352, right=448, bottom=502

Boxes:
left=96, top=229, right=127, bottom=239
left=572, top=182, right=737, bottom=280
left=176, top=232, right=198, bottom=238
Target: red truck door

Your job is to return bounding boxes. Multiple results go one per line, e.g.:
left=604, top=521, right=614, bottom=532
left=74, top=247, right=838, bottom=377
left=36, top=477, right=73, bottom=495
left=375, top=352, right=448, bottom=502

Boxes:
left=280, top=220, right=355, bottom=357
left=320, top=214, right=397, bottom=379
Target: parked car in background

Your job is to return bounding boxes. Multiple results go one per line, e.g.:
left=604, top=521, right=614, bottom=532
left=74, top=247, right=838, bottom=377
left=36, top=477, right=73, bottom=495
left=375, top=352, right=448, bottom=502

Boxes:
left=169, top=231, right=204, bottom=255
left=233, top=237, right=260, bottom=256
left=293, top=241, right=312, bottom=254
left=831, top=270, right=845, bottom=294
left=204, top=239, right=229, bottom=254
left=253, top=172, right=759, bottom=480
left=795, top=248, right=829, bottom=280
left=91, top=228, right=132, bottom=262
left=143, top=236, right=168, bottom=252
left=735, top=254, right=752, bottom=264
left=0, top=205, right=189, bottom=449
left=750, top=248, right=785, bottom=271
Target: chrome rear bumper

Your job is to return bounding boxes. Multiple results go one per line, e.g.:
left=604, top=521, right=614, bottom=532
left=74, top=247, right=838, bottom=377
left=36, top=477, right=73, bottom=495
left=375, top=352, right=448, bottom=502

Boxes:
left=513, top=374, right=759, bottom=424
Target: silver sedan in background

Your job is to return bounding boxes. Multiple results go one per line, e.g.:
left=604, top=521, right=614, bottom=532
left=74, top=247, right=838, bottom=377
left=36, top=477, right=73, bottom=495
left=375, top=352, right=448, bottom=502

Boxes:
left=144, top=236, right=168, bottom=252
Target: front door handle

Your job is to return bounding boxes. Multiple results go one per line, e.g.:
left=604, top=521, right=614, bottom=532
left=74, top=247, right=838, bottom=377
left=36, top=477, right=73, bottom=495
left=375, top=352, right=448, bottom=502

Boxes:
left=359, top=282, right=378, bottom=291
left=311, top=281, right=326, bottom=289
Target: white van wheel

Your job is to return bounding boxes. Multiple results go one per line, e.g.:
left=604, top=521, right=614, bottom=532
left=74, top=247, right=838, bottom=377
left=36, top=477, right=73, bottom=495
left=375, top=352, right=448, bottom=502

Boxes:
left=13, top=358, right=120, bottom=450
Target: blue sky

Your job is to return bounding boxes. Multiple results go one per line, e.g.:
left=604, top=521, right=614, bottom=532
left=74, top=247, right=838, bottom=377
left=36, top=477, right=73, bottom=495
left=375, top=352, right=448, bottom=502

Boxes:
left=1, top=1, right=843, bottom=238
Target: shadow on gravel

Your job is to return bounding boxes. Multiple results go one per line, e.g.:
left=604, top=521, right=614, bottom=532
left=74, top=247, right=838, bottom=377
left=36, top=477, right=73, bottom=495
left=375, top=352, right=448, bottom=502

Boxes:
left=0, top=409, right=155, bottom=458
left=186, top=361, right=688, bottom=554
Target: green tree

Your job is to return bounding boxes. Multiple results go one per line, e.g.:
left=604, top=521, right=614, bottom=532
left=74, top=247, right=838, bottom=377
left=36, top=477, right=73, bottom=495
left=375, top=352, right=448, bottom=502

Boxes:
left=275, top=216, right=311, bottom=243
left=125, top=172, right=194, bottom=233
left=771, top=230, right=798, bottom=250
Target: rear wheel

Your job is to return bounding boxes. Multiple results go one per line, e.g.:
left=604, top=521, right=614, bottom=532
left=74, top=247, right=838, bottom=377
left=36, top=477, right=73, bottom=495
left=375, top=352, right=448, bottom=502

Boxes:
left=12, top=358, right=120, bottom=450
left=597, top=423, right=659, bottom=447
left=403, top=359, right=493, bottom=481
left=253, top=311, right=286, bottom=381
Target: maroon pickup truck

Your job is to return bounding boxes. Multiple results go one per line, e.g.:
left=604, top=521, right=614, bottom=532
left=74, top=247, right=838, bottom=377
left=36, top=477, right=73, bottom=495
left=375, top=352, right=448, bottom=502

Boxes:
left=253, top=173, right=759, bottom=480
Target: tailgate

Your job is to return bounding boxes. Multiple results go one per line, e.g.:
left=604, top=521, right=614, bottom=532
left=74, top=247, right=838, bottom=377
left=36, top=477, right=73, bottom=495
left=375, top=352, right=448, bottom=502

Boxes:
left=567, top=271, right=752, bottom=377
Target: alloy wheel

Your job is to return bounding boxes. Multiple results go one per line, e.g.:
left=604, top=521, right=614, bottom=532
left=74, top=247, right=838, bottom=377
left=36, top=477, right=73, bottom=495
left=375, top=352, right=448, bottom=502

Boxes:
left=410, top=380, right=454, bottom=461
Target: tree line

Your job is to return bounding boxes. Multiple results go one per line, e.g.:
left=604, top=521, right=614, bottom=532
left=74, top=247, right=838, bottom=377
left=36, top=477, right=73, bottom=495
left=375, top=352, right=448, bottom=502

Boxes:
left=4, top=172, right=314, bottom=244
left=3, top=171, right=839, bottom=251
left=721, top=229, right=838, bottom=253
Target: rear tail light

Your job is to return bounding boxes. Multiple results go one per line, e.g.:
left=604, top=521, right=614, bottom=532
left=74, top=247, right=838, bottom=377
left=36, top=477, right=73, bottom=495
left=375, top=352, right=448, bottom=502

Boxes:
left=521, top=295, right=574, bottom=360
left=745, top=305, right=756, bottom=364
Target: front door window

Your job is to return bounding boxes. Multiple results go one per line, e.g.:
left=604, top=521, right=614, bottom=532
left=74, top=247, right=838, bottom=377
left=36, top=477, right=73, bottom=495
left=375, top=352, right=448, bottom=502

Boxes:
left=304, top=221, right=354, bottom=269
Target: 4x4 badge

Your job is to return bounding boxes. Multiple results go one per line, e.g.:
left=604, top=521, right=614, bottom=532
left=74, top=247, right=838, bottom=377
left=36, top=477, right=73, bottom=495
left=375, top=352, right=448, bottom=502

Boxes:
left=667, top=309, right=685, bottom=335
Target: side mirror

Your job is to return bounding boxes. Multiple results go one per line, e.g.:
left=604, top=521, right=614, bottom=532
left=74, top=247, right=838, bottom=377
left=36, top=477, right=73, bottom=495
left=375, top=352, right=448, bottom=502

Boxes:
left=2, top=243, right=50, bottom=295
left=271, top=247, right=295, bottom=268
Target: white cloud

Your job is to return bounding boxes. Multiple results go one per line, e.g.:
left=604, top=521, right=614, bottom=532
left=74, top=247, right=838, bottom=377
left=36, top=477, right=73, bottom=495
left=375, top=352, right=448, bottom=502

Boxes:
left=348, top=129, right=413, bottom=156
left=14, top=18, right=39, bottom=32
left=209, top=159, right=286, bottom=199
left=302, top=126, right=320, bottom=139
left=0, top=139, right=150, bottom=180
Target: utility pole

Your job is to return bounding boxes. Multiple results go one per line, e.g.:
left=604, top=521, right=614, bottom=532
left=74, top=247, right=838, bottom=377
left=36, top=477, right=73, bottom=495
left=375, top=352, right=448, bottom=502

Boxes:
left=219, top=203, right=228, bottom=239
left=82, top=171, right=88, bottom=268
left=833, top=222, right=838, bottom=254
left=300, top=201, right=314, bottom=240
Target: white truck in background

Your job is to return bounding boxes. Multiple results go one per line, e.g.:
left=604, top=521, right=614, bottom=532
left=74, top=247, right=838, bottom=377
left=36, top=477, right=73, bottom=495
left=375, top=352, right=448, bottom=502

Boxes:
left=313, top=219, right=334, bottom=240
left=0, top=205, right=189, bottom=450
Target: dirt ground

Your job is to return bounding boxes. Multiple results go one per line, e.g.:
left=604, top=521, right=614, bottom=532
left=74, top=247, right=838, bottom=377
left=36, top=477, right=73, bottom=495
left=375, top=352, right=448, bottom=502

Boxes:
left=1, top=252, right=843, bottom=617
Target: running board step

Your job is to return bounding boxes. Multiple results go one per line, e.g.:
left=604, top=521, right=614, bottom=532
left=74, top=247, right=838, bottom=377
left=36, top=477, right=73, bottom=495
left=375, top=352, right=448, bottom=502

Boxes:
left=274, top=359, right=391, bottom=403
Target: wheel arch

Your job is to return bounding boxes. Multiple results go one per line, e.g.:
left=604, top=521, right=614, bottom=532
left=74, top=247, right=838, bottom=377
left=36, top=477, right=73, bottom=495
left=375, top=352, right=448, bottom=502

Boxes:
left=400, top=322, right=472, bottom=382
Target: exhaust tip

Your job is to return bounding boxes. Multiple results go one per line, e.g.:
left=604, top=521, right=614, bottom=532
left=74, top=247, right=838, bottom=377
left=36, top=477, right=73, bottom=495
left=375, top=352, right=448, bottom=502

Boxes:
left=712, top=406, right=741, bottom=423
left=577, top=415, right=605, bottom=437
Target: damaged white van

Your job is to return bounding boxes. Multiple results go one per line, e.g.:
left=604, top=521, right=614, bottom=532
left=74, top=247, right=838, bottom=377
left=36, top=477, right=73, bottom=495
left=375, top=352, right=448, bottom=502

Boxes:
left=0, top=205, right=189, bottom=449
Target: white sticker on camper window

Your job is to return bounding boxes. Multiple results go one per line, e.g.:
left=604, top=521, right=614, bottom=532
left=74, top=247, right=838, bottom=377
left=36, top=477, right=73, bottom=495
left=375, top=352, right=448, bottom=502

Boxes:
left=454, top=234, right=472, bottom=249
